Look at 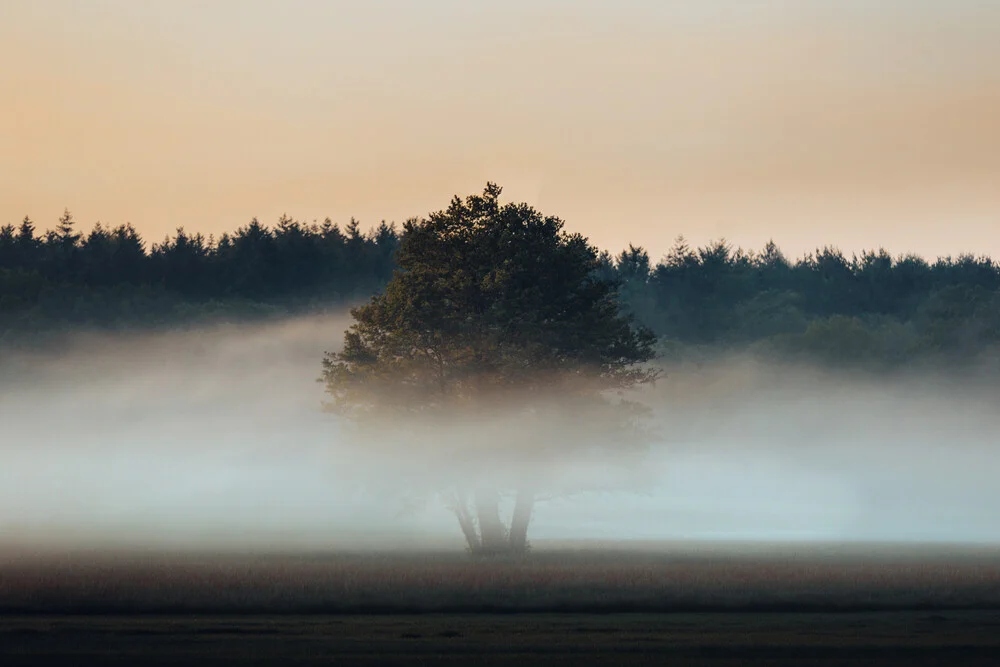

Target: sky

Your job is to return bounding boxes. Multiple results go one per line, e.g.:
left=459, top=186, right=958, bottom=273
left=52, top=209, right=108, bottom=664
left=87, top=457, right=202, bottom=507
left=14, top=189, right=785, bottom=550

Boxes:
left=2, top=0, right=999, bottom=261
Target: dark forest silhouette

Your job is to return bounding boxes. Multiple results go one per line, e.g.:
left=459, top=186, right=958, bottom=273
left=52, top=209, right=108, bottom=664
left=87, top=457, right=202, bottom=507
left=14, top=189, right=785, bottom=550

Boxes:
left=3, top=202, right=1000, bottom=367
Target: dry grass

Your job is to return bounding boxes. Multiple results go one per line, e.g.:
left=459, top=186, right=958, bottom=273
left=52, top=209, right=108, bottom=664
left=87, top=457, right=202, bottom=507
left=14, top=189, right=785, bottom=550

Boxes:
left=3, top=544, right=1000, bottom=613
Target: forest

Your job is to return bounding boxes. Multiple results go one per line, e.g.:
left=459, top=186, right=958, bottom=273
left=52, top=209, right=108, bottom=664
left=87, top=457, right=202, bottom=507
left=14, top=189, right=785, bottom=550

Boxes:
left=2, top=207, right=999, bottom=369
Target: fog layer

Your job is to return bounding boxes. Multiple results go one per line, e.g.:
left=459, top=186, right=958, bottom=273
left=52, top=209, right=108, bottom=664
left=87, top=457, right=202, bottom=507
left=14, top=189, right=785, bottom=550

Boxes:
left=1, top=314, right=998, bottom=550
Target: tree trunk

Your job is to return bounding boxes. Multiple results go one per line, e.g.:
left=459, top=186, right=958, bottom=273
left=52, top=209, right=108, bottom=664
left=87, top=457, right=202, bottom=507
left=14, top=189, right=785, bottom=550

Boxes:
left=508, top=486, right=534, bottom=554
left=475, top=489, right=507, bottom=555
left=450, top=492, right=481, bottom=553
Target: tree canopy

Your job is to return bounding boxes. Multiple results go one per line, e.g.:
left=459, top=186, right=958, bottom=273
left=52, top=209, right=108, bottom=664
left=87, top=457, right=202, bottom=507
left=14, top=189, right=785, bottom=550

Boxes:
left=321, top=184, right=660, bottom=554
left=322, top=183, right=657, bottom=412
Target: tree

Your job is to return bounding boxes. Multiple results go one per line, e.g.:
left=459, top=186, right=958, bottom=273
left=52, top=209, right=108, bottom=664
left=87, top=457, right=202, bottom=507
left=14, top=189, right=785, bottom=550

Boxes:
left=0, top=224, right=15, bottom=267
left=44, top=209, right=82, bottom=283
left=321, top=183, right=659, bottom=555
left=15, top=216, right=41, bottom=265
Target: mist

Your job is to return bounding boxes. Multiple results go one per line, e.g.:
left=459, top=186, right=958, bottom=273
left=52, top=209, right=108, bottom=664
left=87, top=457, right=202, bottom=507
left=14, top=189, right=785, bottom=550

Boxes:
left=2, top=313, right=999, bottom=553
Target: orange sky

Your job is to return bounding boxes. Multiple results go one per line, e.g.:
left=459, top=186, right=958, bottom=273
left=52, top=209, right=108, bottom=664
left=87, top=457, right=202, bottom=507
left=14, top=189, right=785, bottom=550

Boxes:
left=2, top=1, right=999, bottom=260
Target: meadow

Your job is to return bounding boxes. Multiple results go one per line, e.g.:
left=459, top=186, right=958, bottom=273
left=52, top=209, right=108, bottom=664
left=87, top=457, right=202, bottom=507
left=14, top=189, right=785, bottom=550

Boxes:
left=3, top=544, right=1000, bottom=665
left=3, top=543, right=1000, bottom=614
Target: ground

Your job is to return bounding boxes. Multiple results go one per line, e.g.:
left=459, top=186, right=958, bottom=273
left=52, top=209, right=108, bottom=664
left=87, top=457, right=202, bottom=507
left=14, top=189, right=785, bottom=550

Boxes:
left=2, top=543, right=999, bottom=665
left=3, top=611, right=1000, bottom=666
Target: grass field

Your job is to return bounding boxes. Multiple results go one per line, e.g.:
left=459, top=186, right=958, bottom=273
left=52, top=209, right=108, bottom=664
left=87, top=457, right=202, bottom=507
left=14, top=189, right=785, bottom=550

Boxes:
left=3, top=611, right=1000, bottom=666
left=3, top=542, right=1000, bottom=613
left=2, top=543, right=1000, bottom=664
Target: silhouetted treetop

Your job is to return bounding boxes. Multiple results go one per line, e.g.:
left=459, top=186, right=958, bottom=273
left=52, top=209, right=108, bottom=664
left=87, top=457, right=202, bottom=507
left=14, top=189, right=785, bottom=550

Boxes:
left=322, top=183, right=659, bottom=416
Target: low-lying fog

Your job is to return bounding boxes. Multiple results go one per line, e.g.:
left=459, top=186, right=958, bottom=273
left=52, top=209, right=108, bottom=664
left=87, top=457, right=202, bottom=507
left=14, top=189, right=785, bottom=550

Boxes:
left=1, top=313, right=999, bottom=551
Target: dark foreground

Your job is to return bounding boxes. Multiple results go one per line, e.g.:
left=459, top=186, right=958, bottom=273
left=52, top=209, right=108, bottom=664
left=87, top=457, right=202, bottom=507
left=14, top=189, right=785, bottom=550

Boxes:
left=3, top=544, right=1000, bottom=665
left=3, top=611, right=1000, bottom=666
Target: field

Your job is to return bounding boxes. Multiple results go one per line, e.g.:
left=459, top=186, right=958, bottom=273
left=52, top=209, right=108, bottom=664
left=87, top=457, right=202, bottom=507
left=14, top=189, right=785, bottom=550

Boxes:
left=2, top=543, right=1000, bottom=665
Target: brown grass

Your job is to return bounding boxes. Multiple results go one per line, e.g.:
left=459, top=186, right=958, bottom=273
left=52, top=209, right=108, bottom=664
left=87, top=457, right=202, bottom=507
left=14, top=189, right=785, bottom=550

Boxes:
left=3, top=544, right=1000, bottom=613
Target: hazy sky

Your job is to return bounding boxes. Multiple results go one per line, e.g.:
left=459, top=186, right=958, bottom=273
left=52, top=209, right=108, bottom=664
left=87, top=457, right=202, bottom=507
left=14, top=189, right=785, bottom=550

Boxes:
left=2, top=0, right=999, bottom=260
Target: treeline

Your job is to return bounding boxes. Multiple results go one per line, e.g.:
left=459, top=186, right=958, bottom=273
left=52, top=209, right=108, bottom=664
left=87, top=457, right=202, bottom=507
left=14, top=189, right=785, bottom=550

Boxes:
left=3, top=209, right=1000, bottom=368
left=0, top=210, right=399, bottom=338
left=603, top=239, right=1000, bottom=368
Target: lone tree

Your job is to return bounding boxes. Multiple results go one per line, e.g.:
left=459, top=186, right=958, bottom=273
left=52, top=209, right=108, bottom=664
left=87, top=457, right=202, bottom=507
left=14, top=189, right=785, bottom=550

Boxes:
left=322, top=184, right=659, bottom=555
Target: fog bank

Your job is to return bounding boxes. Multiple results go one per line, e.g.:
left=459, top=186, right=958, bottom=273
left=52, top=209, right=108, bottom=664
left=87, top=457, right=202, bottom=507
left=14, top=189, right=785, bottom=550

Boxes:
left=2, top=314, right=999, bottom=551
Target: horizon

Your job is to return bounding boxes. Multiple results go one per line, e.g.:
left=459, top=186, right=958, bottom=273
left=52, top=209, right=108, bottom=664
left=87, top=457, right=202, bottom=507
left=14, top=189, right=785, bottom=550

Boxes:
left=7, top=200, right=1000, bottom=266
